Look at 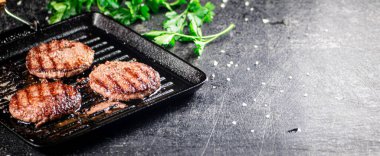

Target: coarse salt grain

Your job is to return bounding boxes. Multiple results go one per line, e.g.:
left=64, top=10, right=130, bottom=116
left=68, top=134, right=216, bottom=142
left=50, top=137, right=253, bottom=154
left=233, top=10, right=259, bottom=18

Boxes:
left=235, top=64, right=238, bottom=67
left=306, top=72, right=310, bottom=76
left=247, top=67, right=251, bottom=71
left=255, top=61, right=259, bottom=65
left=227, top=64, right=231, bottom=67
left=242, top=103, right=247, bottom=106
left=262, top=19, right=270, bottom=24
left=254, top=45, right=258, bottom=48
left=221, top=50, right=226, bottom=53
left=232, top=121, right=237, bottom=125
left=261, top=82, right=266, bottom=85
left=212, top=86, right=217, bottom=89
left=265, top=114, right=270, bottom=118
left=17, top=0, right=22, bottom=6
left=304, top=93, right=308, bottom=97
left=245, top=1, right=250, bottom=6
left=211, top=74, right=215, bottom=78
left=288, top=76, right=293, bottom=79
left=250, top=8, right=254, bottom=11
left=251, top=129, right=255, bottom=133
left=227, top=78, right=231, bottom=81
left=223, top=0, right=228, bottom=3
left=213, top=60, right=218, bottom=66
left=221, top=3, right=226, bottom=8
left=245, top=18, right=249, bottom=22
left=280, top=90, right=284, bottom=93
left=229, top=61, right=234, bottom=64
left=253, top=98, right=257, bottom=102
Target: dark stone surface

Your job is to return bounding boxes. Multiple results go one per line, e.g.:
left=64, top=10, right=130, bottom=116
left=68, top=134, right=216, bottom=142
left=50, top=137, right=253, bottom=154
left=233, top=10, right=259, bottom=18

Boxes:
left=1, top=0, right=380, bottom=155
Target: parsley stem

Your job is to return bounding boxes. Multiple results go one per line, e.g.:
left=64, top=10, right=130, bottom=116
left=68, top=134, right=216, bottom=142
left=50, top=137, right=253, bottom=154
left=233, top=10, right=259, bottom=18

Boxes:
left=201, top=24, right=235, bottom=41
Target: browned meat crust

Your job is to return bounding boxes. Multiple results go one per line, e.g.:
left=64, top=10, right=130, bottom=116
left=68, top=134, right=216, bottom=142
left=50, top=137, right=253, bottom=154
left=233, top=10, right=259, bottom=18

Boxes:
left=26, top=39, right=94, bottom=79
left=89, top=61, right=161, bottom=101
left=9, top=82, right=81, bottom=127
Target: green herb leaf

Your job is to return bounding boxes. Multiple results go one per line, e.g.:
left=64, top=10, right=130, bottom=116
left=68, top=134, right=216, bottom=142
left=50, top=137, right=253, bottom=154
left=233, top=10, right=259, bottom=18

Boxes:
left=153, top=34, right=176, bottom=47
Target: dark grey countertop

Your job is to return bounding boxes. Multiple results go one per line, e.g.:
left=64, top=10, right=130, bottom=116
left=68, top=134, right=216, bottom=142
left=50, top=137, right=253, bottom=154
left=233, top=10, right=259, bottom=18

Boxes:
left=1, top=0, right=380, bottom=155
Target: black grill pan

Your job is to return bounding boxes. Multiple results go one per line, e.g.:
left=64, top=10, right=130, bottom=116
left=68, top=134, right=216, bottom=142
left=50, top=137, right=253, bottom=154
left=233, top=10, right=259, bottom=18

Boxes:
left=0, top=13, right=207, bottom=147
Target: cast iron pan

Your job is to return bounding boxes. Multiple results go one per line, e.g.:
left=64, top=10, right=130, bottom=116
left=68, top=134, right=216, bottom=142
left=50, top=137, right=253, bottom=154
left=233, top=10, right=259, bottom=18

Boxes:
left=0, top=13, right=207, bottom=147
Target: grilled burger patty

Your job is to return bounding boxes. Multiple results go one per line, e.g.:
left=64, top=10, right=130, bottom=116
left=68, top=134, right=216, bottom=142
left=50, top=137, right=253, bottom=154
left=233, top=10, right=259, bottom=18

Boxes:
left=26, top=39, right=94, bottom=79
left=89, top=61, right=161, bottom=101
left=9, top=82, right=81, bottom=127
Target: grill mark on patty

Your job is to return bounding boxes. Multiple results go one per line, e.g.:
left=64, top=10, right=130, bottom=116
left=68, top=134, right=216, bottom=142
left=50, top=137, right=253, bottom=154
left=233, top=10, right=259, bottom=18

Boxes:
left=139, top=64, right=158, bottom=87
left=136, top=64, right=155, bottom=88
left=120, top=68, right=141, bottom=91
left=106, top=74, right=124, bottom=93
left=93, top=78, right=108, bottom=92
left=124, top=66, right=147, bottom=90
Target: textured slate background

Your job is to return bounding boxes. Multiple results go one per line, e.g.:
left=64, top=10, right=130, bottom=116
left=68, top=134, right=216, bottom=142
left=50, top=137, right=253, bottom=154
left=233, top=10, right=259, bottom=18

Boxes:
left=1, top=0, right=380, bottom=155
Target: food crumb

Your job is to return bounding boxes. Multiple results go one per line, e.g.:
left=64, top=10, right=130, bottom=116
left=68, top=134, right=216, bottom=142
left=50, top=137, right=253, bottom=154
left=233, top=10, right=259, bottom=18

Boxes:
left=232, top=121, right=237, bottom=125
left=262, top=19, right=270, bottom=24
left=221, top=3, right=226, bottom=8
left=242, top=103, right=247, bottom=106
left=213, top=60, right=218, bottom=66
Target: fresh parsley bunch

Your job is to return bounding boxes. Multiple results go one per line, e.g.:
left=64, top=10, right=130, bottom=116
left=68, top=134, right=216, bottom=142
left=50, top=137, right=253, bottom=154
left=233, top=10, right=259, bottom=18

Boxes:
left=48, top=0, right=234, bottom=56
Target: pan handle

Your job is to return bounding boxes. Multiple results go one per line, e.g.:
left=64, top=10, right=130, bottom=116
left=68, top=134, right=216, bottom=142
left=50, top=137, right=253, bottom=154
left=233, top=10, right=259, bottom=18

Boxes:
left=1, top=0, right=39, bottom=31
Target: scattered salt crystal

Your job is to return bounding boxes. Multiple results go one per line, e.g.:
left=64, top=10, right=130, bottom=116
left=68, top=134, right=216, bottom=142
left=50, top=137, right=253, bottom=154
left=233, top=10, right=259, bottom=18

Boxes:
left=303, top=93, right=308, bottom=97
left=254, top=45, right=258, bottom=48
left=255, top=61, right=259, bottom=65
left=288, top=76, right=293, bottom=79
left=227, top=64, right=231, bottom=67
left=247, top=67, right=251, bottom=71
left=242, top=103, right=247, bottom=106
left=232, top=121, right=237, bottom=125
left=229, top=61, right=234, bottom=64
left=250, top=129, right=255, bottom=133
left=262, top=19, right=270, bottom=24
left=250, top=8, right=254, bottom=11
left=245, top=1, right=250, bottom=6
left=265, top=114, right=270, bottom=118
left=213, top=60, right=218, bottom=66
left=264, top=104, right=268, bottom=107
left=226, top=78, right=231, bottom=81
left=253, top=98, right=257, bottom=102
left=212, top=86, right=217, bottom=89
left=244, top=18, right=249, bottom=22
left=17, top=0, right=22, bottom=6
left=261, top=82, right=266, bottom=85
left=211, top=73, right=215, bottom=78
left=221, top=3, right=226, bottom=8
left=223, top=0, right=228, bottom=3
left=280, top=90, right=284, bottom=93
left=306, top=72, right=310, bottom=76
left=221, top=50, right=226, bottom=53
left=235, top=64, right=238, bottom=67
